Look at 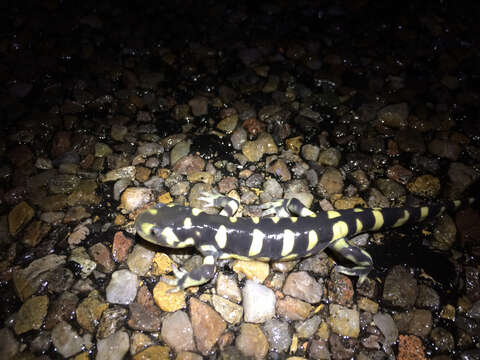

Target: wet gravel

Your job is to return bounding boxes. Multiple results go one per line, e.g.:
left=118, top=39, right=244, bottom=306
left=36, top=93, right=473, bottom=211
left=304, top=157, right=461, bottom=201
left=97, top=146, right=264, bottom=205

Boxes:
left=1, top=0, right=480, bottom=359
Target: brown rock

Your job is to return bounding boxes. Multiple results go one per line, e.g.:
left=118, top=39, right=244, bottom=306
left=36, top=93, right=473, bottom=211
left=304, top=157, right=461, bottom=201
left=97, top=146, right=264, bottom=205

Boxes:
left=89, top=243, right=115, bottom=273
left=76, top=290, right=108, bottom=333
left=14, top=295, right=49, bottom=335
left=112, top=232, right=134, bottom=262
left=235, top=323, right=269, bottom=359
left=276, top=296, right=313, bottom=321
left=8, top=201, right=35, bottom=236
left=189, top=297, right=226, bottom=355
left=398, top=335, right=426, bottom=360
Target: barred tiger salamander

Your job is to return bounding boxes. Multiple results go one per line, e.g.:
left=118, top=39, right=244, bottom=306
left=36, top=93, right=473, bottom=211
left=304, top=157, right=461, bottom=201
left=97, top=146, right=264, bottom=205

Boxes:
left=135, top=193, right=474, bottom=292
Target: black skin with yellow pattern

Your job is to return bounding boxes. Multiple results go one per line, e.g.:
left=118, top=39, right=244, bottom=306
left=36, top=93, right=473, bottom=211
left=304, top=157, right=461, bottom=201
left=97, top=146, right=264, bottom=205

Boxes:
left=134, top=193, right=474, bottom=292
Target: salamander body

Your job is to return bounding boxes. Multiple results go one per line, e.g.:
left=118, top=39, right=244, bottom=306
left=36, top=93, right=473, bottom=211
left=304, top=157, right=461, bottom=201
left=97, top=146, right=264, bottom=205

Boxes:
left=135, top=194, right=474, bottom=291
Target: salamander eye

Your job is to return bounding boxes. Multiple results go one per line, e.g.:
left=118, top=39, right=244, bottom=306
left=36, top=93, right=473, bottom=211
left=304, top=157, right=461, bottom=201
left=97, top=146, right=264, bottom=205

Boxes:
left=151, top=226, right=162, bottom=238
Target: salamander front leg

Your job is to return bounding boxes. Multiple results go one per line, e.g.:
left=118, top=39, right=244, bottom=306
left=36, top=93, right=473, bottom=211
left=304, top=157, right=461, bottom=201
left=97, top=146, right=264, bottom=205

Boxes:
left=260, top=198, right=315, bottom=218
left=161, top=254, right=217, bottom=292
left=198, top=192, right=239, bottom=216
left=329, top=238, right=373, bottom=284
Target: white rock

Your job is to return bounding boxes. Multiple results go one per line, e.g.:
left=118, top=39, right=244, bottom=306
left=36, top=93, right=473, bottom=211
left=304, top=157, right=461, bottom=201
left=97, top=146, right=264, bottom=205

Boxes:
left=106, top=269, right=138, bottom=305
left=242, top=280, right=276, bottom=323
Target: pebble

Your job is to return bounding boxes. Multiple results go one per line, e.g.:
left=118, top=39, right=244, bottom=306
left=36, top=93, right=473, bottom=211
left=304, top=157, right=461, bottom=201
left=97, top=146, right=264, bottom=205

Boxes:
left=14, top=295, right=49, bottom=335
left=112, top=231, right=134, bottom=263
left=317, top=167, right=344, bottom=197
left=8, top=201, right=35, bottom=236
left=328, top=304, right=360, bottom=338
left=406, top=174, right=441, bottom=197
left=153, top=280, right=186, bottom=312
left=96, top=331, right=130, bottom=360
left=170, top=140, right=191, bottom=165
left=76, top=290, right=108, bottom=333
left=101, top=166, right=136, bottom=182
left=51, top=320, right=93, bottom=358
left=216, top=272, right=242, bottom=303
left=119, top=187, right=153, bottom=212
left=301, top=144, right=320, bottom=161
left=190, top=297, right=226, bottom=355
left=430, top=327, right=455, bottom=353
left=295, top=314, right=321, bottom=339
left=132, top=345, right=170, bottom=360
left=242, top=280, right=276, bottom=323
left=173, top=154, right=205, bottom=175
left=262, top=319, right=291, bottom=352
left=276, top=296, right=313, bottom=321
left=235, top=323, right=269, bottom=359
left=13, top=254, right=66, bottom=301
left=211, top=294, right=243, bottom=325
left=69, top=247, right=97, bottom=278
left=232, top=259, right=270, bottom=283
left=397, top=335, right=426, bottom=360
left=106, top=269, right=138, bottom=305
left=283, top=271, right=323, bottom=304
left=432, top=214, right=457, bottom=251
left=377, top=102, right=409, bottom=128
left=97, top=306, right=128, bottom=339
left=382, top=265, right=418, bottom=309
left=317, top=148, right=341, bottom=167
left=161, top=311, right=196, bottom=353
left=395, top=128, right=426, bottom=154
left=126, top=244, right=155, bottom=276
left=428, top=138, right=462, bottom=161
left=373, top=312, right=398, bottom=353
left=0, top=328, right=19, bottom=359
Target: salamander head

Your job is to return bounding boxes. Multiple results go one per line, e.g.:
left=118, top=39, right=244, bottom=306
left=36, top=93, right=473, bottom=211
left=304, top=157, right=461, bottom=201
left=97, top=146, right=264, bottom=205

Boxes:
left=135, top=206, right=195, bottom=249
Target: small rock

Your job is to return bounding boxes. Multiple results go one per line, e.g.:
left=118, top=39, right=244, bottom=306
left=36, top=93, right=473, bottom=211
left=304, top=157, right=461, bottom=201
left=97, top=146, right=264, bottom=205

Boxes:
left=8, top=201, right=35, bottom=236
left=212, top=295, right=243, bottom=324
left=153, top=280, right=186, bottom=312
left=262, top=319, right=291, bottom=352
left=119, top=187, right=153, bottom=212
left=242, top=280, right=276, bottom=323
left=132, top=345, right=170, bottom=360
left=76, top=290, right=109, bottom=333
left=328, top=304, right=360, bottom=338
left=96, top=331, right=130, bottom=360
left=89, top=242, right=115, bottom=273
left=106, top=269, right=138, bottom=305
left=429, top=138, right=462, bottom=161
left=317, top=167, right=344, bottom=196
left=407, top=175, right=441, bottom=197
left=190, top=298, right=226, bottom=355
left=97, top=306, right=128, bottom=339
left=295, top=315, right=322, bottom=339
left=216, top=273, right=242, bottom=303
left=373, top=312, right=398, bottom=354
left=235, top=323, right=269, bottom=360
left=283, top=271, right=323, bottom=304
left=397, top=335, right=426, bottom=360
left=112, top=232, right=134, bottom=263
left=161, top=311, right=196, bottom=352
left=0, top=328, right=19, bottom=359
left=276, top=296, right=313, bottom=321
left=378, top=102, right=408, bottom=128
left=318, top=148, right=341, bottom=167
left=233, top=260, right=270, bottom=284
left=52, top=320, right=93, bottom=358
left=382, top=265, right=418, bottom=309
left=14, top=295, right=49, bottom=335
left=127, top=244, right=155, bottom=276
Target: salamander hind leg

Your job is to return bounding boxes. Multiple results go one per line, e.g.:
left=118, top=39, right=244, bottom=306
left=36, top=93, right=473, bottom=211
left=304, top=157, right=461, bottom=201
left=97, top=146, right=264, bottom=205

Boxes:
left=198, top=192, right=239, bottom=216
left=162, top=255, right=217, bottom=292
left=329, top=238, right=373, bottom=284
